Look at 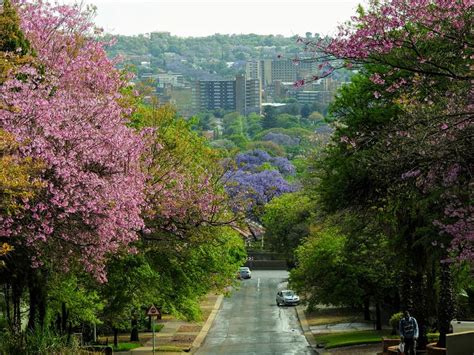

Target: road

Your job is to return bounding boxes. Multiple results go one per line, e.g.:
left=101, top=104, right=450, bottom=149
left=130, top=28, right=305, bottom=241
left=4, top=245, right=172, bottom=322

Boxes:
left=196, top=270, right=314, bottom=354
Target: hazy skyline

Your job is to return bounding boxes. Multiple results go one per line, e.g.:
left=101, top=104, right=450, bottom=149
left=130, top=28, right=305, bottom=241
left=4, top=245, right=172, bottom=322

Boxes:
left=62, top=0, right=366, bottom=37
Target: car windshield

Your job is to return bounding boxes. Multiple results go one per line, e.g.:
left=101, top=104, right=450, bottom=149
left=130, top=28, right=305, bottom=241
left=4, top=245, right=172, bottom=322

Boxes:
left=239, top=267, right=249, bottom=271
left=283, top=291, right=295, bottom=297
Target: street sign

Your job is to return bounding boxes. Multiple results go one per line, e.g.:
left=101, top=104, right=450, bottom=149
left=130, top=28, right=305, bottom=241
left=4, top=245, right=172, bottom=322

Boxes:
left=146, top=305, right=162, bottom=355
left=147, top=305, right=161, bottom=318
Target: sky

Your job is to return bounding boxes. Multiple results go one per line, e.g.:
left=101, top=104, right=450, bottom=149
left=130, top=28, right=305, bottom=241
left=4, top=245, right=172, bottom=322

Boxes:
left=61, top=0, right=366, bottom=37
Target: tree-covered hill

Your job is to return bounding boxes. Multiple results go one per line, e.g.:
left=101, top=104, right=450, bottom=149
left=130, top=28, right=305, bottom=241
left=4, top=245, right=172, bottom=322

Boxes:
left=104, top=32, right=320, bottom=80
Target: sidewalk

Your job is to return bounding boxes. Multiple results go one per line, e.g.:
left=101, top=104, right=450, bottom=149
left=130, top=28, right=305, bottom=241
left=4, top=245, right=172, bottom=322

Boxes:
left=125, top=293, right=223, bottom=354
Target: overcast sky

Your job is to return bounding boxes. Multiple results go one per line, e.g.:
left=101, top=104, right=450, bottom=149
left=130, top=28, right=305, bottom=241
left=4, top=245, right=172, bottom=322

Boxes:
left=61, top=0, right=366, bottom=37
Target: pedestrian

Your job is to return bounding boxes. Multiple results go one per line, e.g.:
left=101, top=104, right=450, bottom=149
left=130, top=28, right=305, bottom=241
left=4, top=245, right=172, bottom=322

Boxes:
left=399, top=310, right=419, bottom=355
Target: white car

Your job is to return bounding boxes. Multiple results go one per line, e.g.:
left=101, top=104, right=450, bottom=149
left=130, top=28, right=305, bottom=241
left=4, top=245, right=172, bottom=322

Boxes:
left=238, top=266, right=251, bottom=279
left=276, top=290, right=300, bottom=306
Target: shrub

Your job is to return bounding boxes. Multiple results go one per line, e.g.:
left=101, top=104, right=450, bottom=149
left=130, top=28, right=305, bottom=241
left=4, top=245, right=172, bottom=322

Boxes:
left=390, top=312, right=404, bottom=335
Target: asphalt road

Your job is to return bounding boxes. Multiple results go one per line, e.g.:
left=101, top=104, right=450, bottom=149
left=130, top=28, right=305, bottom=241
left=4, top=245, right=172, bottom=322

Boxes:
left=196, top=270, right=314, bottom=354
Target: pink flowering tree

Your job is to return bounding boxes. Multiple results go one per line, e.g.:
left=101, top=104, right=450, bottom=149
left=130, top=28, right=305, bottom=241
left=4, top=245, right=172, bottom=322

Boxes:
left=297, top=0, right=472, bottom=349
left=132, top=103, right=234, bottom=239
left=0, top=0, right=146, bottom=331
left=299, top=0, right=473, bottom=261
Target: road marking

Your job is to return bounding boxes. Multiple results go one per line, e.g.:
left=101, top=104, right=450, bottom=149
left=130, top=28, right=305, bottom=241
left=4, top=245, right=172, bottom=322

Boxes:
left=257, top=277, right=260, bottom=292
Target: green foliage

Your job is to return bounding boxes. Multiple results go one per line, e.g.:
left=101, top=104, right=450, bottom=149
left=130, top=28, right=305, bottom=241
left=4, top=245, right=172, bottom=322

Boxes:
left=100, top=253, right=160, bottom=331
left=390, top=312, right=404, bottom=333
left=0, top=0, right=32, bottom=55
left=145, top=226, right=246, bottom=320
left=245, top=140, right=285, bottom=157
left=48, top=273, right=104, bottom=327
left=262, top=192, right=312, bottom=261
left=290, top=215, right=395, bottom=311
left=113, top=342, right=141, bottom=351
left=25, top=327, right=76, bottom=354
left=291, top=226, right=358, bottom=309
left=300, top=104, right=312, bottom=118
left=153, top=323, right=164, bottom=332
left=106, top=33, right=307, bottom=80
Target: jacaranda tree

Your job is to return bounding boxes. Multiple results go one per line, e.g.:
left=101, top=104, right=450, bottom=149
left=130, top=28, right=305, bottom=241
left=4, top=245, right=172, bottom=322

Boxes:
left=1, top=0, right=147, bottom=335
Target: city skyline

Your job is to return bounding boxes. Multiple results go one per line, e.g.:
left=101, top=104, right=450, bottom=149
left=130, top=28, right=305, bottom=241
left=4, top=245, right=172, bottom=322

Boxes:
left=61, top=0, right=366, bottom=37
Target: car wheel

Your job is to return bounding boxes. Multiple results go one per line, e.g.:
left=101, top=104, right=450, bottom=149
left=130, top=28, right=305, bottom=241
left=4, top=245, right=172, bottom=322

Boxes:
left=276, top=300, right=280, bottom=306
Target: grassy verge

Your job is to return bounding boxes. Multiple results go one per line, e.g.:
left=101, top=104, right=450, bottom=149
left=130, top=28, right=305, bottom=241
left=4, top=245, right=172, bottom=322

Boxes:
left=315, top=330, right=392, bottom=349
left=315, top=330, right=440, bottom=349
left=156, top=345, right=186, bottom=352
left=305, top=307, right=363, bottom=326
left=113, top=342, right=141, bottom=351
left=153, top=323, right=164, bottom=332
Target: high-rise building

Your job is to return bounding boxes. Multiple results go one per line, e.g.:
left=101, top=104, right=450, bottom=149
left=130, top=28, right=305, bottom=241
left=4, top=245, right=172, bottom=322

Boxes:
left=245, top=59, right=318, bottom=88
left=193, top=80, right=236, bottom=112
left=193, top=76, right=262, bottom=115
left=245, top=61, right=261, bottom=81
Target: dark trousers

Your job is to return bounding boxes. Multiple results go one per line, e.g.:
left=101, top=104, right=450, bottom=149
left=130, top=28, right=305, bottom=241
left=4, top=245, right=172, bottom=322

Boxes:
left=404, top=337, right=416, bottom=355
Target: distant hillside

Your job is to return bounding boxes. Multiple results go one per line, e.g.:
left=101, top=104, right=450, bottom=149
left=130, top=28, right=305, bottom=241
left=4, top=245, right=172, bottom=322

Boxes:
left=104, top=32, right=350, bottom=81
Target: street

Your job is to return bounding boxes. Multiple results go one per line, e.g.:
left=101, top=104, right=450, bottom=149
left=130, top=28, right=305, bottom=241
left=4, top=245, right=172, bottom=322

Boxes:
left=196, top=270, right=314, bottom=354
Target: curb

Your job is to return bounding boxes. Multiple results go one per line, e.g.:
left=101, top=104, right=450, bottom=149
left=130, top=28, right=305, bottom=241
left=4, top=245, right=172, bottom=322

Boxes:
left=295, top=305, right=321, bottom=354
left=190, top=294, right=224, bottom=353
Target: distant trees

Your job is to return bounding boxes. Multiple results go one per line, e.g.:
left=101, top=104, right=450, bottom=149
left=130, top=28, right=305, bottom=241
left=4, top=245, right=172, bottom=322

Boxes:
left=223, top=150, right=296, bottom=221
left=106, top=32, right=309, bottom=80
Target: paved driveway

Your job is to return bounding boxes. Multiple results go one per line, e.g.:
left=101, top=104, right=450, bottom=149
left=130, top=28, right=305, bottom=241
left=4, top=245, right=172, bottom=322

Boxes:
left=196, top=270, right=314, bottom=354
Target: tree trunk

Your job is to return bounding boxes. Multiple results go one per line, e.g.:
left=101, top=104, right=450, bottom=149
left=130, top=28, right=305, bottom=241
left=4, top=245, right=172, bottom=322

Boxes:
left=375, top=302, right=382, bottom=330
left=130, top=318, right=139, bottom=342
left=62, top=302, right=68, bottom=334
left=412, top=271, right=429, bottom=350
left=437, top=261, right=455, bottom=348
left=113, top=327, right=118, bottom=348
left=364, top=297, right=371, bottom=321
left=27, top=268, right=47, bottom=330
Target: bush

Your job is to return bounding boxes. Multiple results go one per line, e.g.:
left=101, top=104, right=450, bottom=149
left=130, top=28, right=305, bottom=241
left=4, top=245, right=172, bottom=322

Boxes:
left=390, top=312, right=404, bottom=335
left=153, top=323, right=164, bottom=332
left=26, top=327, right=78, bottom=354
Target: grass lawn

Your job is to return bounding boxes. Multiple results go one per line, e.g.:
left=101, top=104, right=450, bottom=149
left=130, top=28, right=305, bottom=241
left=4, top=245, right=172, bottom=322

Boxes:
left=315, top=330, right=392, bottom=349
left=113, top=342, right=141, bottom=351
left=305, top=307, right=364, bottom=326
left=315, top=330, right=440, bottom=349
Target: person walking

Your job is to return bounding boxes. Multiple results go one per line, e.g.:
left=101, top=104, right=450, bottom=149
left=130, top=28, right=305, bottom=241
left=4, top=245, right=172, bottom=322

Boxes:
left=399, top=311, right=419, bottom=355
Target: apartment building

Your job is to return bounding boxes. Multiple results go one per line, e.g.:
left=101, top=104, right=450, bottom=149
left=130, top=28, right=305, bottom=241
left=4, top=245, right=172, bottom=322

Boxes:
left=245, top=59, right=318, bottom=87
left=193, top=75, right=262, bottom=115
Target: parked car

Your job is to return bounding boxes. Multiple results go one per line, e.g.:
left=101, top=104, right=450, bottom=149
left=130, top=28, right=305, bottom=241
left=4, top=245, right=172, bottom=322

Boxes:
left=238, top=267, right=251, bottom=279
left=276, top=290, right=300, bottom=306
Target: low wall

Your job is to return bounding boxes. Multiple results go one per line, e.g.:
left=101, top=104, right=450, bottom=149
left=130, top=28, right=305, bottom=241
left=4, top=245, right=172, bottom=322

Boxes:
left=446, top=331, right=474, bottom=355
left=244, top=260, right=287, bottom=270
left=450, top=320, right=474, bottom=333
left=426, top=343, right=446, bottom=355
left=382, top=338, right=399, bottom=354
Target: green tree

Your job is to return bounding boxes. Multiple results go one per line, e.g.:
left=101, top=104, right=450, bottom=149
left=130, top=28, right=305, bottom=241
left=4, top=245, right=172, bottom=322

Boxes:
left=300, top=104, right=312, bottom=119
left=100, top=254, right=159, bottom=347
left=262, top=192, right=312, bottom=264
left=262, top=106, right=277, bottom=129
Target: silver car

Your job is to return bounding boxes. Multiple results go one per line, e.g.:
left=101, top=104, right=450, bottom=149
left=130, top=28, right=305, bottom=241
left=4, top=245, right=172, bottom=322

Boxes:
left=238, top=267, right=251, bottom=279
left=276, top=290, right=300, bottom=306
